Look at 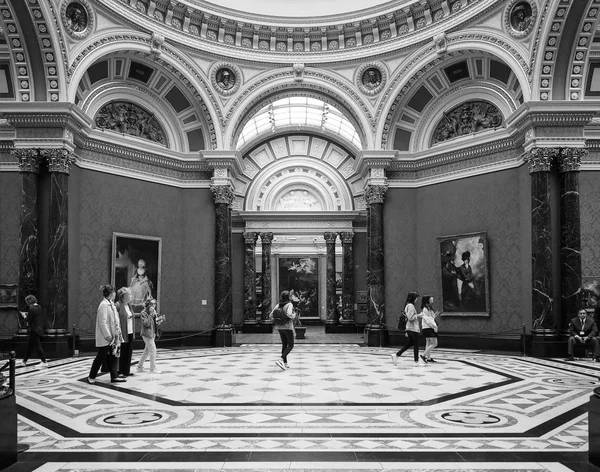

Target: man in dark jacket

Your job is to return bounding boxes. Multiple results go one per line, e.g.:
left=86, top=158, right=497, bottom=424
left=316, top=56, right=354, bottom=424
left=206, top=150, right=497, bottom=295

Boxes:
left=21, top=295, right=48, bottom=368
left=566, top=309, right=600, bottom=361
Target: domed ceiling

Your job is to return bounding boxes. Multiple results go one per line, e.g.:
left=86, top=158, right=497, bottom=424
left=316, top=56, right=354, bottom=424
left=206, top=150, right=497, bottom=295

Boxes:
left=202, top=0, right=397, bottom=18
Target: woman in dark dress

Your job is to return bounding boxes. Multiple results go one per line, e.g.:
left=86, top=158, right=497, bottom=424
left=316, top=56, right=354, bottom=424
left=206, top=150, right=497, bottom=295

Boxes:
left=21, top=295, right=48, bottom=368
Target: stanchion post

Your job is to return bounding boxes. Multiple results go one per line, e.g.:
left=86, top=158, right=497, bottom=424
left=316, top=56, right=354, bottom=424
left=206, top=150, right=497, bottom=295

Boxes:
left=522, top=324, right=526, bottom=357
left=72, top=324, right=78, bottom=357
left=9, top=351, right=16, bottom=391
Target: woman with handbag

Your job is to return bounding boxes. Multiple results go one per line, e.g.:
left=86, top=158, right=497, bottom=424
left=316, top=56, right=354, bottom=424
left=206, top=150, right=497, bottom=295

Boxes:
left=137, top=298, right=164, bottom=374
left=269, top=290, right=296, bottom=370
left=391, top=291, right=421, bottom=365
left=88, top=285, right=125, bottom=384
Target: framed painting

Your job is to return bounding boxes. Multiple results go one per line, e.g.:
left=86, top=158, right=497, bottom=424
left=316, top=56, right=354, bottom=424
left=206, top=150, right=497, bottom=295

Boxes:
left=582, top=277, right=600, bottom=309
left=111, top=233, right=162, bottom=313
left=278, top=257, right=319, bottom=319
left=438, top=231, right=490, bottom=317
left=0, top=284, right=18, bottom=308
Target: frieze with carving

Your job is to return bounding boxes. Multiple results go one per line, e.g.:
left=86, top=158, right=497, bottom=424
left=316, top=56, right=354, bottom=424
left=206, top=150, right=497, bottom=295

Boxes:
left=95, top=101, right=166, bottom=145
left=432, top=101, right=503, bottom=145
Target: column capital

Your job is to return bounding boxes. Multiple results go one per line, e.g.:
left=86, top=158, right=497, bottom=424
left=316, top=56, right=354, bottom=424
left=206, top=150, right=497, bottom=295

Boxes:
left=201, top=150, right=243, bottom=186
left=324, top=232, right=338, bottom=243
left=210, top=184, right=235, bottom=205
left=522, top=147, right=558, bottom=173
left=243, top=231, right=259, bottom=244
left=260, top=232, right=274, bottom=244
left=364, top=184, right=388, bottom=204
left=355, top=150, right=396, bottom=187
left=40, top=148, right=76, bottom=174
left=13, top=149, right=42, bottom=173
left=557, top=148, right=587, bottom=173
left=339, top=231, right=354, bottom=243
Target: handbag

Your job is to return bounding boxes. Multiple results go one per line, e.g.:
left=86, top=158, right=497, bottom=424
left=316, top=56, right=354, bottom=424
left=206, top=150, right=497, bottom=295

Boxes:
left=111, top=342, right=121, bottom=358
left=397, top=310, right=407, bottom=330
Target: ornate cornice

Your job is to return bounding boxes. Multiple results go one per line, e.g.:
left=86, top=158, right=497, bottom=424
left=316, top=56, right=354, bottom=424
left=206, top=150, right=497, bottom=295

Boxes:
left=364, top=184, right=388, bottom=204
left=95, top=0, right=502, bottom=63
left=39, top=148, right=76, bottom=174
left=13, top=149, right=42, bottom=173
left=522, top=147, right=558, bottom=173
left=211, top=184, right=235, bottom=204
left=557, top=148, right=587, bottom=173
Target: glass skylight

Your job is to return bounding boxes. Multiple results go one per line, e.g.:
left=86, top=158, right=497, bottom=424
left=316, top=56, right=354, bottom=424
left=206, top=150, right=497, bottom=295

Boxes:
left=237, top=97, right=361, bottom=149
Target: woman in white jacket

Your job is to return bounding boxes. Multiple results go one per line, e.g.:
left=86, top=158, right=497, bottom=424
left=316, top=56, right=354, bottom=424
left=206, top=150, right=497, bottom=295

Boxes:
left=420, top=295, right=441, bottom=363
left=88, top=285, right=125, bottom=384
left=391, top=291, right=421, bottom=365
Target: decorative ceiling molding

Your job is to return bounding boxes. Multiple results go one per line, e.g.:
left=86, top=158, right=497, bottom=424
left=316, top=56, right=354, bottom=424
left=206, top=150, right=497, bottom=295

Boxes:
left=0, top=0, right=35, bottom=102
left=94, top=0, right=503, bottom=63
left=379, top=33, right=529, bottom=149
left=227, top=70, right=372, bottom=149
left=67, top=35, right=219, bottom=149
left=23, top=0, right=64, bottom=102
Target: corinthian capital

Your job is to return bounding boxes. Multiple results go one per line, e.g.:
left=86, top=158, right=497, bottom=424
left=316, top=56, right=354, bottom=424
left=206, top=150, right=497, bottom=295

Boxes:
left=364, top=185, right=388, bottom=204
left=522, top=147, right=558, bottom=173
left=339, top=231, right=354, bottom=244
left=324, top=232, right=338, bottom=243
left=557, top=148, right=587, bottom=173
left=13, top=149, right=41, bottom=173
left=40, top=148, right=76, bottom=174
left=243, top=232, right=258, bottom=244
left=210, top=184, right=235, bottom=205
left=260, top=232, right=274, bottom=244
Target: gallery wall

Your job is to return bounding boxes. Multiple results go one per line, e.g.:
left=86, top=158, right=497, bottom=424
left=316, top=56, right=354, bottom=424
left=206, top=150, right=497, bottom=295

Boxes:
left=384, top=166, right=532, bottom=335
left=0, top=171, right=20, bottom=334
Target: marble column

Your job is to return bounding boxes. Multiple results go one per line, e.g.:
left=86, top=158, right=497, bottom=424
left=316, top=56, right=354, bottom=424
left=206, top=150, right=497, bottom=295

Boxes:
left=40, top=149, right=75, bottom=333
left=14, top=149, right=42, bottom=312
left=365, top=185, right=387, bottom=327
left=340, top=231, right=355, bottom=323
left=524, top=148, right=556, bottom=334
left=324, top=232, right=338, bottom=324
left=211, top=185, right=234, bottom=327
left=243, top=232, right=259, bottom=324
left=260, top=232, right=274, bottom=322
left=558, top=148, right=585, bottom=329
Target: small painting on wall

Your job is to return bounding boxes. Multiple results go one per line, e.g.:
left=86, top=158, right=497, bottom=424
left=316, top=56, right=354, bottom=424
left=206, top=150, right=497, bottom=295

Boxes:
left=438, top=231, right=490, bottom=317
left=0, top=284, right=18, bottom=309
left=111, top=233, right=162, bottom=313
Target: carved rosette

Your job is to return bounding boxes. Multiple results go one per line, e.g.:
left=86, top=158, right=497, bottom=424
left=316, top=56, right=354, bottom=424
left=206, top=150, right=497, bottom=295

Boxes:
left=523, top=148, right=557, bottom=173
left=210, top=185, right=235, bottom=205
left=13, top=149, right=42, bottom=173
left=364, top=185, right=388, bottom=205
left=557, top=148, right=587, bottom=173
left=61, top=0, right=95, bottom=40
left=40, top=149, right=76, bottom=174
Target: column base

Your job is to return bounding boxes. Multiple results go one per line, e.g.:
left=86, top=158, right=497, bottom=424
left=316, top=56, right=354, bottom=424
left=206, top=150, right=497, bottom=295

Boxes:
left=530, top=331, right=567, bottom=358
left=212, top=326, right=234, bottom=347
left=364, top=326, right=387, bottom=347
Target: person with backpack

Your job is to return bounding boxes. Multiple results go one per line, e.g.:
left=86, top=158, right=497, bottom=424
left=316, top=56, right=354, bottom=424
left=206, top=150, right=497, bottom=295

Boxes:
left=270, top=290, right=296, bottom=370
left=391, top=291, right=421, bottom=365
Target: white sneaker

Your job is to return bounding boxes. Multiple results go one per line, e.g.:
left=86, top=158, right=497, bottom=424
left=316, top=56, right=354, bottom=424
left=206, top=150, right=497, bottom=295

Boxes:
left=39, top=361, right=49, bottom=369
left=275, top=359, right=285, bottom=370
left=149, top=369, right=162, bottom=374
left=136, top=366, right=147, bottom=372
left=390, top=354, right=397, bottom=366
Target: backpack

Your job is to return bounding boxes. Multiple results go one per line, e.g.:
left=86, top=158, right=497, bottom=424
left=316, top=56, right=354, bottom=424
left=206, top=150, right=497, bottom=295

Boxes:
left=397, top=310, right=408, bottom=330
left=272, top=304, right=289, bottom=325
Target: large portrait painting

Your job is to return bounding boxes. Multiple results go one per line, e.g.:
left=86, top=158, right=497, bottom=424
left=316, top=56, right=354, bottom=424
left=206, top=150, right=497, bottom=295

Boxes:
left=438, top=232, right=490, bottom=316
left=278, top=257, right=319, bottom=319
left=111, top=233, right=162, bottom=313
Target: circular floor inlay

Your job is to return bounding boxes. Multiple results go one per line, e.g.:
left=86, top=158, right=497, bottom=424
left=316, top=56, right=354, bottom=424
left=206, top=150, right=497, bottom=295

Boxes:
left=439, top=411, right=502, bottom=425
left=102, top=411, right=164, bottom=426
left=542, top=377, right=598, bottom=388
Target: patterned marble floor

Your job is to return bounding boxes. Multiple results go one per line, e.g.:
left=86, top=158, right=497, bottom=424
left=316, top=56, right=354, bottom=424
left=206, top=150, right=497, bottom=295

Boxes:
left=7, top=344, right=600, bottom=472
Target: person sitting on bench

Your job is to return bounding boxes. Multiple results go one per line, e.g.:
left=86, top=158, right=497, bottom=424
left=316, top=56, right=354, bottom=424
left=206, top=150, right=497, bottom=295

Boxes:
left=566, top=309, right=600, bottom=361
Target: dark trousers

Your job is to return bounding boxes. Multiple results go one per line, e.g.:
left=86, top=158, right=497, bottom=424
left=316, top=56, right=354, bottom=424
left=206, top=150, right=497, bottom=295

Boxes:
left=397, top=330, right=420, bottom=361
left=24, top=331, right=46, bottom=363
left=119, top=334, right=134, bottom=375
left=278, top=329, right=294, bottom=363
left=89, top=345, right=118, bottom=380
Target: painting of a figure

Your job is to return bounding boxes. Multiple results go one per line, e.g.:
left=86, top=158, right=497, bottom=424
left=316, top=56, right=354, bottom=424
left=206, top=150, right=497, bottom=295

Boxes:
left=278, top=257, right=319, bottom=319
left=438, top=232, right=489, bottom=316
left=112, top=233, right=162, bottom=313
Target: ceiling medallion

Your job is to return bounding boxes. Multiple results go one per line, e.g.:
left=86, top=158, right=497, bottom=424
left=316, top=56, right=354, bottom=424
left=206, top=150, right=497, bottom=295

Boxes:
left=356, top=63, right=386, bottom=96
left=61, top=0, right=94, bottom=39
left=504, top=0, right=536, bottom=39
left=211, top=63, right=241, bottom=97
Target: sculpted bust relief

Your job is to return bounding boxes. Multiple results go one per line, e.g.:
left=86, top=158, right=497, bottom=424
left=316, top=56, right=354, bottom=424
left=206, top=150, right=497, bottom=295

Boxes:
left=510, top=1, right=533, bottom=32
left=65, top=2, right=88, bottom=33
left=216, top=68, right=235, bottom=91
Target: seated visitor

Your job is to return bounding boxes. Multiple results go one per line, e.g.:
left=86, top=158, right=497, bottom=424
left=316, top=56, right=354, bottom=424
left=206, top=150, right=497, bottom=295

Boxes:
left=566, top=309, right=600, bottom=361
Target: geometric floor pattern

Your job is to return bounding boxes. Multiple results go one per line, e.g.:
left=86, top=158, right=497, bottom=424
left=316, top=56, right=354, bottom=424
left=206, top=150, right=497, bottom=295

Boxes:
left=9, top=344, right=600, bottom=472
